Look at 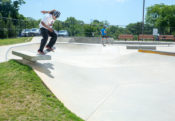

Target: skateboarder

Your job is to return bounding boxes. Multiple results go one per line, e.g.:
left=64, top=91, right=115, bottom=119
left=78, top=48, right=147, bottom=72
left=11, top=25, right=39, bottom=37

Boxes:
left=101, top=25, right=108, bottom=46
left=38, top=9, right=61, bottom=55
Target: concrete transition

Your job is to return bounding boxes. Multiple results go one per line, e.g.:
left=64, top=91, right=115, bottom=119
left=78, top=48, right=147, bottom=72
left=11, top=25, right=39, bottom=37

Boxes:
left=1, top=37, right=175, bottom=121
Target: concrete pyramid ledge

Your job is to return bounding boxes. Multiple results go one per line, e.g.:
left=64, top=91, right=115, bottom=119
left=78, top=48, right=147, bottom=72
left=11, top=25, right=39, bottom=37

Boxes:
left=12, top=50, right=51, bottom=62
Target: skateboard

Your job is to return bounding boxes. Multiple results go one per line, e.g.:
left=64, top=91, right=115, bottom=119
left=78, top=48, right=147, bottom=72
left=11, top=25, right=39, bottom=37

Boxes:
left=44, top=47, right=56, bottom=54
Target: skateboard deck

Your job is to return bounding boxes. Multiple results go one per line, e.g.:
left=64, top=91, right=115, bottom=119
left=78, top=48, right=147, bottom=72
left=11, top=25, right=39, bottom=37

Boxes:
left=44, top=47, right=56, bottom=54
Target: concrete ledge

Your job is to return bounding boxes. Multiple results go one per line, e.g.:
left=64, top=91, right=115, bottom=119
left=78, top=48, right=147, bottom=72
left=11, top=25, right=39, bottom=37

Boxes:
left=138, top=49, right=175, bottom=56
left=127, top=46, right=156, bottom=50
left=12, top=51, right=51, bottom=62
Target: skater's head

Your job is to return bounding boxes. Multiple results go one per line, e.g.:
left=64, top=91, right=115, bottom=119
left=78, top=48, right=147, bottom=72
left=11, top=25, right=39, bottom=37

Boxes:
left=103, top=25, right=107, bottom=29
left=51, top=11, right=61, bottom=20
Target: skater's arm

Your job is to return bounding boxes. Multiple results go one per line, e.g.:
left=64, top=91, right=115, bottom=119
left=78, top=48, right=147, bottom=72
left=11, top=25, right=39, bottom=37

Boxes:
left=41, top=21, right=53, bottom=32
left=41, top=9, right=56, bottom=14
left=104, top=30, right=107, bottom=34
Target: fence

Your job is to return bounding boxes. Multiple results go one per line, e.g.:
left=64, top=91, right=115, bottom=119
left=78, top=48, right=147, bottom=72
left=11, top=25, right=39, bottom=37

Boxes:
left=0, top=16, right=175, bottom=41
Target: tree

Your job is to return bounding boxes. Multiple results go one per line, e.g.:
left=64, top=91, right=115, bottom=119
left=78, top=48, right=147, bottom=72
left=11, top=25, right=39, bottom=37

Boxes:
left=0, top=0, right=25, bottom=38
left=53, top=20, right=63, bottom=31
left=84, top=24, right=96, bottom=37
left=0, top=13, right=8, bottom=38
left=25, top=17, right=40, bottom=29
left=107, top=25, right=125, bottom=39
left=126, top=22, right=142, bottom=35
left=146, top=4, right=175, bottom=34
left=0, top=0, right=25, bottom=19
left=90, top=20, right=109, bottom=36
left=126, top=22, right=153, bottom=35
left=64, top=17, right=84, bottom=36
left=6, top=14, right=16, bottom=37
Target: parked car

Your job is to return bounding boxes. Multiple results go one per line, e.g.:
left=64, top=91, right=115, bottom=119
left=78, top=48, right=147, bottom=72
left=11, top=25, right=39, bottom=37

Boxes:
left=21, top=28, right=41, bottom=37
left=30, top=28, right=41, bottom=36
left=57, top=30, right=69, bottom=37
left=21, top=29, right=32, bottom=37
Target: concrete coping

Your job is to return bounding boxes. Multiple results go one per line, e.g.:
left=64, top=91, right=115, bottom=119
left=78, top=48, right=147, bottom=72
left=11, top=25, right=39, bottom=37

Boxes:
left=12, top=50, right=51, bottom=62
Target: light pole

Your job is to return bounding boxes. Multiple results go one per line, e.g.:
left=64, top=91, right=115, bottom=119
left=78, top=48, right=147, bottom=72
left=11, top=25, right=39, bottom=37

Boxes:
left=142, top=0, right=145, bottom=37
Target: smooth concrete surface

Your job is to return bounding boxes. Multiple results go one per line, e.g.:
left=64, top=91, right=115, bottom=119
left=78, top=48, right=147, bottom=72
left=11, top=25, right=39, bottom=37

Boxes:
left=1, top=37, right=175, bottom=121
left=157, top=45, right=175, bottom=52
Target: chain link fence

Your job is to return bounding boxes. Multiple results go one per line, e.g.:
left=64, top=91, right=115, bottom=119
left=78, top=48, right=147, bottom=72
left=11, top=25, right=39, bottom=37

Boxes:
left=0, top=16, right=175, bottom=41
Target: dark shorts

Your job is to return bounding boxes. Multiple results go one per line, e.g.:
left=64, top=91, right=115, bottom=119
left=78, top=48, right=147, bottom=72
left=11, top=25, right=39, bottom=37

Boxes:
left=102, top=35, right=107, bottom=38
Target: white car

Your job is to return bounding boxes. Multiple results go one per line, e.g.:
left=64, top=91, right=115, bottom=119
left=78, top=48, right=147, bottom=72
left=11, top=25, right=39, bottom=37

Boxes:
left=30, top=28, right=41, bottom=36
left=21, top=29, right=32, bottom=37
left=58, top=30, right=69, bottom=37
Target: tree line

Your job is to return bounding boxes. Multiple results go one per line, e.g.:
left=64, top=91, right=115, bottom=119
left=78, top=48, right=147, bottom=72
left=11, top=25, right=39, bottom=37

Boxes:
left=0, top=0, right=175, bottom=39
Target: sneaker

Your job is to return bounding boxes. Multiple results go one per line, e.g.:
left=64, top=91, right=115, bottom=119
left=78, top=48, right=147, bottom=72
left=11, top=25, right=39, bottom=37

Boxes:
left=38, top=50, right=45, bottom=55
left=46, top=46, right=54, bottom=51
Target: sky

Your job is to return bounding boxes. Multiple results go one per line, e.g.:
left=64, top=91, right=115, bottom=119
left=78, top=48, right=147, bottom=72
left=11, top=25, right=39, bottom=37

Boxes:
left=19, top=0, right=174, bottom=26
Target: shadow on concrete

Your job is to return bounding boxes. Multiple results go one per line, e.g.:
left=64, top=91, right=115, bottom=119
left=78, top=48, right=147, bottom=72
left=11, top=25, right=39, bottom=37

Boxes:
left=32, top=62, right=54, bottom=78
left=17, top=59, right=55, bottom=78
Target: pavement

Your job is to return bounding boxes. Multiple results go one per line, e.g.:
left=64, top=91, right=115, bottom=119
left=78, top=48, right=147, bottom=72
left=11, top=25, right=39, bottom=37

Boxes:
left=1, top=37, right=175, bottom=121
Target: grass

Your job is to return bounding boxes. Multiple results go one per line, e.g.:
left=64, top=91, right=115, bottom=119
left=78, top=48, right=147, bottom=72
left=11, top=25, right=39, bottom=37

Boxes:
left=0, top=37, right=32, bottom=46
left=0, top=60, right=84, bottom=121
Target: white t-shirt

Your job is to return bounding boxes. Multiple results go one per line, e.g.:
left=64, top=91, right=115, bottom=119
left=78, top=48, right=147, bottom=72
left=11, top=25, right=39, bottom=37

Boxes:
left=39, top=14, right=55, bottom=29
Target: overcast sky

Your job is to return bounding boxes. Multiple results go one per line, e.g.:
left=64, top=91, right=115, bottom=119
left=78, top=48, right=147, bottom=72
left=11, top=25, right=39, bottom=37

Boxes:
left=19, top=0, right=174, bottom=25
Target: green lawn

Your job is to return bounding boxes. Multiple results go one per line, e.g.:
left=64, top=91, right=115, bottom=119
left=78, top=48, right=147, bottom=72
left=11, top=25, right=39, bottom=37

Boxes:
left=0, top=60, right=84, bottom=121
left=0, top=37, right=32, bottom=46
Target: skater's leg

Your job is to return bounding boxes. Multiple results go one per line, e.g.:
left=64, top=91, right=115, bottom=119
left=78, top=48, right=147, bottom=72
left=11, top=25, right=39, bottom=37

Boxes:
left=105, top=36, right=109, bottom=44
left=101, top=36, right=106, bottom=46
left=47, top=30, right=57, bottom=48
left=38, top=28, right=48, bottom=52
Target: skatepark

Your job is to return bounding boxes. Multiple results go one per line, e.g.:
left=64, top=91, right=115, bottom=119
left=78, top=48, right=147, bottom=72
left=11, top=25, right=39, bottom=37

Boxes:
left=1, top=37, right=175, bottom=121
